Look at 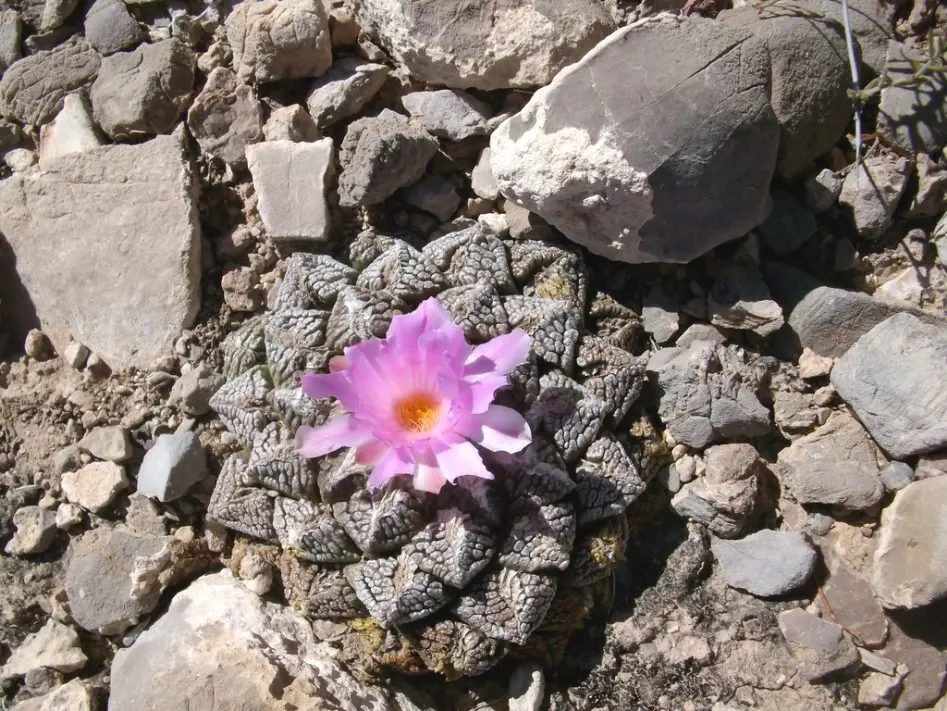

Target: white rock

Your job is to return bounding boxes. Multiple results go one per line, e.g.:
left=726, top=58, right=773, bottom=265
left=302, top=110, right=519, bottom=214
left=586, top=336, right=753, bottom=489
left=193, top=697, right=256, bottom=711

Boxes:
left=3, top=506, right=57, bottom=555
left=797, top=348, right=833, bottom=379
left=62, top=341, right=90, bottom=370
left=39, top=94, right=102, bottom=167
left=262, top=104, right=321, bottom=142
left=247, top=139, right=333, bottom=243
left=9, top=678, right=96, bottom=711
left=471, top=147, right=499, bottom=200
left=1, top=620, right=87, bottom=680
left=78, top=425, right=133, bottom=462
left=508, top=662, right=545, bottom=711
left=838, top=155, right=912, bottom=240
left=5, top=148, right=37, bottom=172
left=61, top=461, right=129, bottom=512
left=54, top=503, right=84, bottom=530
left=858, top=672, right=902, bottom=707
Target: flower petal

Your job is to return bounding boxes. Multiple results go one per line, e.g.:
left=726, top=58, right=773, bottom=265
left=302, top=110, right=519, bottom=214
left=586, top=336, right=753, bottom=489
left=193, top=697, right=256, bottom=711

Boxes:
left=355, top=439, right=388, bottom=466
left=414, top=464, right=448, bottom=494
left=456, top=405, right=533, bottom=454
left=302, top=372, right=358, bottom=410
left=432, top=438, right=494, bottom=483
left=367, top=446, right=415, bottom=489
left=466, top=373, right=511, bottom=414
left=386, top=297, right=454, bottom=348
left=464, top=329, right=531, bottom=380
left=296, top=415, right=371, bottom=458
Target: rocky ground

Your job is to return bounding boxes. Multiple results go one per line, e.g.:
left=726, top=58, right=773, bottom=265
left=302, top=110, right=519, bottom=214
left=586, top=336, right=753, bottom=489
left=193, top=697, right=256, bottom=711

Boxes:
left=0, top=0, right=946, bottom=709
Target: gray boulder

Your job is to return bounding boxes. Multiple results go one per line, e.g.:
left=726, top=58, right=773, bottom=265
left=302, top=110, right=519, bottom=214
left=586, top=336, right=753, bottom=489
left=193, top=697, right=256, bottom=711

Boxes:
left=878, top=40, right=947, bottom=154
left=776, top=411, right=885, bottom=510
left=872, top=476, right=947, bottom=610
left=0, top=134, right=200, bottom=370
left=186, top=67, right=263, bottom=166
left=227, top=0, right=332, bottom=83
left=799, top=0, right=893, bottom=74
left=83, top=0, right=142, bottom=55
left=356, top=0, right=615, bottom=90
left=305, top=57, right=388, bottom=127
left=0, top=37, right=100, bottom=126
left=137, top=432, right=207, bottom=503
left=91, top=38, right=195, bottom=140
left=832, top=313, right=947, bottom=459
left=721, top=2, right=851, bottom=178
left=109, top=571, right=391, bottom=711
left=401, top=89, right=492, bottom=140
left=338, top=112, right=439, bottom=207
left=491, top=15, right=779, bottom=264
left=712, top=530, right=817, bottom=597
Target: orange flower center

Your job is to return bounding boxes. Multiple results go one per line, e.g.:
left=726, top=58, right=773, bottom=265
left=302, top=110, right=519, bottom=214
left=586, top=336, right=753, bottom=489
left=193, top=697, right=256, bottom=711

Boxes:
left=394, top=392, right=441, bottom=434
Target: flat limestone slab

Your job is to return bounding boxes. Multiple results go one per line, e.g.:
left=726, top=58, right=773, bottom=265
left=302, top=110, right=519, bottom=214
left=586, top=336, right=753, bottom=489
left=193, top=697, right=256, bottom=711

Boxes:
left=0, top=133, right=200, bottom=369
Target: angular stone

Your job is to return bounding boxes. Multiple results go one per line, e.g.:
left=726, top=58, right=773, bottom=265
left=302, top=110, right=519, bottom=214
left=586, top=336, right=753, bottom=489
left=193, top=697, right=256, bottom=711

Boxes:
left=490, top=15, right=779, bottom=264
left=0, top=10, right=21, bottom=73
left=186, top=67, right=263, bottom=165
left=872, top=477, right=947, bottom=610
left=247, top=138, right=334, bottom=242
left=38, top=93, right=102, bottom=167
left=169, top=363, right=224, bottom=416
left=881, top=616, right=947, bottom=711
left=878, top=41, right=947, bottom=154
left=227, top=0, right=332, bottom=83
left=0, top=37, right=100, bottom=126
left=472, top=147, right=499, bottom=200
left=305, top=57, right=388, bottom=127
left=338, top=112, right=438, bottom=207
left=3, top=506, right=57, bottom=555
left=799, top=0, right=892, bottom=74
left=832, top=314, right=947, bottom=459
left=776, top=411, right=884, bottom=511
left=838, top=154, right=912, bottom=240
left=61, top=461, right=129, bottom=512
left=708, top=264, right=784, bottom=336
left=110, top=571, right=390, bottom=711
left=137, top=432, right=207, bottom=503
left=356, top=0, right=615, bottom=90
left=0, top=135, right=201, bottom=369
left=642, top=285, right=679, bottom=344
left=0, top=620, right=87, bottom=680
left=879, top=461, right=914, bottom=492
left=9, top=679, right=95, bottom=711
left=402, top=173, right=461, bottom=222
left=402, top=89, right=492, bottom=140
left=804, top=169, right=843, bottom=214
left=91, top=38, right=195, bottom=140
left=859, top=672, right=902, bottom=707
left=78, top=425, right=132, bottom=462
left=262, top=104, right=320, bottom=142
left=84, top=0, right=142, bottom=55
left=815, top=559, right=888, bottom=648
left=713, top=530, right=817, bottom=597
left=777, top=608, right=860, bottom=682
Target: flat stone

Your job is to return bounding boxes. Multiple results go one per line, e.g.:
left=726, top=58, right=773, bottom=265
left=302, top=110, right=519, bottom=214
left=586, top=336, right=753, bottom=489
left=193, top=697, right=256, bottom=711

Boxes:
left=713, top=530, right=817, bottom=597
left=708, top=264, right=784, bottom=336
left=402, top=89, right=492, bottom=140
left=0, top=134, right=201, bottom=369
left=247, top=138, right=334, bottom=242
left=401, top=173, right=461, bottom=223
left=832, top=314, right=947, bottom=459
left=78, top=425, right=133, bottom=462
left=337, top=112, right=438, bottom=208
left=1, top=620, right=87, bottom=679
left=65, top=527, right=174, bottom=634
left=137, top=432, right=207, bottom=503
left=838, top=154, right=912, bottom=240
left=109, top=571, right=391, bottom=711
left=878, top=41, right=947, bottom=154
left=262, top=104, right=320, bottom=142
left=186, top=66, right=263, bottom=166
left=859, top=673, right=902, bottom=707
left=880, top=461, right=915, bottom=492
left=0, top=10, right=21, bottom=73
left=356, top=0, right=615, bottom=90
left=0, top=37, right=100, bottom=126
left=471, top=147, right=499, bottom=200
left=61, top=461, right=128, bottom=512
left=881, top=615, right=947, bottom=710
left=9, top=679, right=96, bottom=711
left=227, top=0, right=331, bottom=83
left=815, top=559, right=888, bottom=648
left=872, top=477, right=947, bottom=610
left=84, top=0, right=142, bottom=55
left=91, top=38, right=195, bottom=140
left=3, top=506, right=57, bottom=555
left=490, top=15, right=779, bottom=264
left=675, top=323, right=727, bottom=348
left=778, top=608, right=860, bottom=682
left=305, top=57, right=388, bottom=127
left=642, top=285, right=680, bottom=344
left=757, top=189, right=818, bottom=255
left=38, top=93, right=101, bottom=167
left=776, top=411, right=884, bottom=510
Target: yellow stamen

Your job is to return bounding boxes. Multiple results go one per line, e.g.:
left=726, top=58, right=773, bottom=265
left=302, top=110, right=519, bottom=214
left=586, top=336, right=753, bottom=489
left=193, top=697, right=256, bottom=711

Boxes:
left=394, top=392, right=441, bottom=434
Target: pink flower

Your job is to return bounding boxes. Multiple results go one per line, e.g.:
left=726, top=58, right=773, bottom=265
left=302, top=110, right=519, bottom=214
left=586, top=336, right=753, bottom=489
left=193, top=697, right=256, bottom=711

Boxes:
left=295, top=297, right=533, bottom=494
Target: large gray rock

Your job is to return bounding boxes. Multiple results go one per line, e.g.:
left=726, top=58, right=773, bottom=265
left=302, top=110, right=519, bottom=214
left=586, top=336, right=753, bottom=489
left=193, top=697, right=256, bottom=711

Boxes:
left=0, top=134, right=201, bottom=370
left=873, top=477, right=947, bottom=610
left=305, top=57, right=388, bottom=128
left=226, top=0, right=332, bottom=83
left=0, top=37, right=100, bottom=126
left=137, top=432, right=207, bottom=503
left=721, top=2, right=851, bottom=178
left=832, top=313, right=947, bottom=459
left=799, top=0, right=893, bottom=74
left=247, top=139, right=334, bottom=242
left=491, top=15, right=779, bottom=264
left=356, top=0, right=615, bottom=91
left=401, top=89, right=492, bottom=140
left=0, top=9, right=22, bottom=73
left=84, top=0, right=142, bottom=55
left=338, top=112, right=439, bottom=207
left=776, top=411, right=885, bottom=511
left=109, top=571, right=391, bottom=711
left=712, top=530, right=817, bottom=597
left=91, top=38, right=195, bottom=140
left=65, top=527, right=175, bottom=634
left=186, top=67, right=263, bottom=166
left=878, top=41, right=947, bottom=154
